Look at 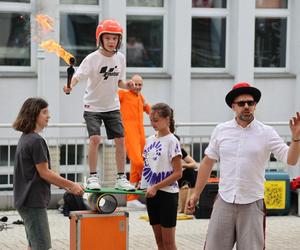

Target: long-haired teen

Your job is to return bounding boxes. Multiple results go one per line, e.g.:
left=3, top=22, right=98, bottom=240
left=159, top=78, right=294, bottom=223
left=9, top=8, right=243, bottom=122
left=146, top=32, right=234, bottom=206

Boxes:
left=13, top=97, right=84, bottom=250
left=142, top=103, right=182, bottom=250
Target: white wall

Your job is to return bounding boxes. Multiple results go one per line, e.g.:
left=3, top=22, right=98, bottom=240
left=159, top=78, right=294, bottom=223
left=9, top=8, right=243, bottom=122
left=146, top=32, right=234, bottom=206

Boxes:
left=0, top=0, right=299, bottom=160
left=0, top=78, right=37, bottom=124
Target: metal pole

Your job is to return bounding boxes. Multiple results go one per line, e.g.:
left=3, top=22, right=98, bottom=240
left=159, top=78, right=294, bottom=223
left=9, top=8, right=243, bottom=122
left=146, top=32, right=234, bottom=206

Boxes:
left=37, top=48, right=45, bottom=96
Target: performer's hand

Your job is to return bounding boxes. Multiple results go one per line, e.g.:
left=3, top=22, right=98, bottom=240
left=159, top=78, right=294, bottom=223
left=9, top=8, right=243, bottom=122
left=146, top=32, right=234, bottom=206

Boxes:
left=186, top=193, right=199, bottom=214
left=126, top=80, right=135, bottom=90
left=63, top=84, right=72, bottom=94
left=68, top=183, right=84, bottom=196
left=290, top=112, right=300, bottom=140
left=145, top=185, right=157, bottom=198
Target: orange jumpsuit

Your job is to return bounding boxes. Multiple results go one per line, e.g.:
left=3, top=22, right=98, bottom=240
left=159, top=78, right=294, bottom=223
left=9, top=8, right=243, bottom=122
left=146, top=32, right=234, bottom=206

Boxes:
left=119, top=89, right=150, bottom=201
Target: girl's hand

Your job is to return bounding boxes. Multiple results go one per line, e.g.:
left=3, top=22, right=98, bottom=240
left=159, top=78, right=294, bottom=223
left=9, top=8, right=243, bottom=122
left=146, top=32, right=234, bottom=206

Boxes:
left=146, top=185, right=157, bottom=198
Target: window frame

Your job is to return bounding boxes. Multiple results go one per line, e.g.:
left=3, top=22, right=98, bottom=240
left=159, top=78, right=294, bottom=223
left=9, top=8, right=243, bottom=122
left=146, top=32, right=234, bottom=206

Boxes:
left=0, top=1, right=35, bottom=72
left=126, top=3, right=168, bottom=73
left=191, top=5, right=229, bottom=73
left=59, top=2, right=102, bottom=72
left=254, top=3, right=290, bottom=73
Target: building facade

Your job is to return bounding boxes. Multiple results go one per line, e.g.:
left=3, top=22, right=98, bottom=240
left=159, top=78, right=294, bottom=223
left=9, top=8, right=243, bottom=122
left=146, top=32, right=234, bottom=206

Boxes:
left=1, top=0, right=300, bottom=187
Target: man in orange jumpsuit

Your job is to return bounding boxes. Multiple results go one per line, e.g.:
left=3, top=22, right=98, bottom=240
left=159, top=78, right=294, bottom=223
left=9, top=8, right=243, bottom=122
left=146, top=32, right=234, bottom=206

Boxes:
left=119, top=74, right=151, bottom=208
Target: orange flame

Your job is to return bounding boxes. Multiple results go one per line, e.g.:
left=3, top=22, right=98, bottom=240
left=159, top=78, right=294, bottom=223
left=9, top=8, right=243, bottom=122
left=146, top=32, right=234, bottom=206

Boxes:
left=35, top=14, right=54, bottom=32
left=40, top=39, right=74, bottom=65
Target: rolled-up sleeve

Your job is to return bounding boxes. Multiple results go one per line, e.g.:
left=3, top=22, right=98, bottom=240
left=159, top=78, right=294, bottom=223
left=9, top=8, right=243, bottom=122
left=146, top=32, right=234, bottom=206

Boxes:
left=205, top=126, right=220, bottom=161
left=267, top=127, right=289, bottom=164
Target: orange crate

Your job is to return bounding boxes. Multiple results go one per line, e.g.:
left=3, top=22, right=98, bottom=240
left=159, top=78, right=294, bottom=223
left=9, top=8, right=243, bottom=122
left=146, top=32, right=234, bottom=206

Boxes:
left=70, top=210, right=128, bottom=250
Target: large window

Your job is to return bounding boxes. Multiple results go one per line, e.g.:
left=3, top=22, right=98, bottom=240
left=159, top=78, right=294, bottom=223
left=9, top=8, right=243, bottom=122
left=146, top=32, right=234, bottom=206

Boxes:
left=254, top=0, right=288, bottom=69
left=59, top=2, right=100, bottom=66
left=0, top=0, right=29, bottom=2
left=60, top=14, right=98, bottom=66
left=0, top=11, right=30, bottom=66
left=192, top=0, right=226, bottom=8
left=61, top=0, right=98, bottom=4
left=127, top=0, right=163, bottom=7
left=255, top=18, right=287, bottom=68
left=192, top=18, right=226, bottom=68
left=60, top=144, right=84, bottom=165
left=127, top=16, right=163, bottom=68
left=191, top=0, right=227, bottom=69
left=0, top=145, right=16, bottom=167
left=256, top=0, right=288, bottom=9
left=126, top=1, right=166, bottom=70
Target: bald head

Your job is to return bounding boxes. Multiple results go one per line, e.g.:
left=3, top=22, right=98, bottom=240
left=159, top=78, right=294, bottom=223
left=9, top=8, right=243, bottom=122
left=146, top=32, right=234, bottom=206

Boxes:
left=132, top=74, right=142, bottom=82
left=131, top=74, right=143, bottom=94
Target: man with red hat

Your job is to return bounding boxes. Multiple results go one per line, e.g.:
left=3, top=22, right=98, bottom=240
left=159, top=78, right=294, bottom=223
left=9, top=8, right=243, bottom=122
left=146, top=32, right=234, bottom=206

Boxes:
left=187, top=82, right=300, bottom=250
left=63, top=19, right=135, bottom=191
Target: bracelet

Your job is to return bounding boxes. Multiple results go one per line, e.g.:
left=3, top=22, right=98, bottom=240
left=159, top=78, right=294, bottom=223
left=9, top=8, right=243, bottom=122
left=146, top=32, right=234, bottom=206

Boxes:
left=292, top=138, right=300, bottom=142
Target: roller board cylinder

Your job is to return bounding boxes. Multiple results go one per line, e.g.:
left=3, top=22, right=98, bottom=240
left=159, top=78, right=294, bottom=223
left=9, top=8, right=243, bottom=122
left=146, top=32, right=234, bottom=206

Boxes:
left=86, top=193, right=118, bottom=214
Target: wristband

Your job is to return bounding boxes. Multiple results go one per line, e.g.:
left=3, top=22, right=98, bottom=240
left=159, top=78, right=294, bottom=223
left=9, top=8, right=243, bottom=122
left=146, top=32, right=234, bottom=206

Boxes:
left=292, top=138, right=300, bottom=142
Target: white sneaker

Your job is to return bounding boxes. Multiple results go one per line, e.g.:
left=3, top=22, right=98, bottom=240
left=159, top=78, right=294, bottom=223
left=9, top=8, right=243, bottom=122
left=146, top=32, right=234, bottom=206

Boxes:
left=127, top=200, right=146, bottom=209
left=87, top=174, right=101, bottom=189
left=115, top=175, right=135, bottom=191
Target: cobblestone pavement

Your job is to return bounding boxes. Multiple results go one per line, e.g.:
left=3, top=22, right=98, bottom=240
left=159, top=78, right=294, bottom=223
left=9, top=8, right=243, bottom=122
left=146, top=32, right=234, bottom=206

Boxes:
left=0, top=208, right=299, bottom=250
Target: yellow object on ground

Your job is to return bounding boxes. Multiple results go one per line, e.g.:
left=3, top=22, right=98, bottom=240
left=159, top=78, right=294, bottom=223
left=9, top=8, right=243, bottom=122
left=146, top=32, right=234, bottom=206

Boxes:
left=139, top=213, right=193, bottom=221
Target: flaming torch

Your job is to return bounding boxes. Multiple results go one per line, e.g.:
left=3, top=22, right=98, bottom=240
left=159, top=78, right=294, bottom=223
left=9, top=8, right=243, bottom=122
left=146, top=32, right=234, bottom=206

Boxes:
left=39, top=39, right=75, bottom=95
left=66, top=57, right=75, bottom=95
left=36, top=15, right=76, bottom=96
left=39, top=39, right=74, bottom=65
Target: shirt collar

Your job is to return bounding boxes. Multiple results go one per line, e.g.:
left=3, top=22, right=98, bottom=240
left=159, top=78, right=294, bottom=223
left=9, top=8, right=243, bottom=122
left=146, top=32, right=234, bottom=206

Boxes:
left=231, top=118, right=257, bottom=128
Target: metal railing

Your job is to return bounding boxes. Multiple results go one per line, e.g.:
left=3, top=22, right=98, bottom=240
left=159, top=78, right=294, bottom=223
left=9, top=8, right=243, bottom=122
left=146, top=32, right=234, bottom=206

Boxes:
left=0, top=121, right=295, bottom=190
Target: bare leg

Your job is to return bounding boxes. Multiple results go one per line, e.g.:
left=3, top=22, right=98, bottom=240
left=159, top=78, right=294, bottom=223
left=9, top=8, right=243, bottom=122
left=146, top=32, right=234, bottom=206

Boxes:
left=152, top=224, right=165, bottom=250
left=88, top=135, right=101, bottom=172
left=114, top=137, right=126, bottom=173
left=161, top=226, right=177, bottom=250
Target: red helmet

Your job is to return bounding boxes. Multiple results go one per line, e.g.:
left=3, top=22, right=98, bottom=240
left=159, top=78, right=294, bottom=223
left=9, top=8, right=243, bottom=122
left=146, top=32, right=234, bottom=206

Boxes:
left=95, top=19, right=123, bottom=50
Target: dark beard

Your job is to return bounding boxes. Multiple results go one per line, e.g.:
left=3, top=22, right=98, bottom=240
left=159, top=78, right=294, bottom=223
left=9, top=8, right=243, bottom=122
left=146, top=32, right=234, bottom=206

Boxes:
left=239, top=114, right=254, bottom=122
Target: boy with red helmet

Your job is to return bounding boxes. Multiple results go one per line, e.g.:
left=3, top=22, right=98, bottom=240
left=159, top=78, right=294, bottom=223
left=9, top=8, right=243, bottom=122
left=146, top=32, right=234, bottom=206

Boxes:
left=63, top=19, right=135, bottom=191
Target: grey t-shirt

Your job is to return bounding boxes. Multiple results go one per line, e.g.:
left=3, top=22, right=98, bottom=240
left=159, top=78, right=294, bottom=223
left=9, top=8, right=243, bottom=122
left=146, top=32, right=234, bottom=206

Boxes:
left=13, top=132, right=51, bottom=209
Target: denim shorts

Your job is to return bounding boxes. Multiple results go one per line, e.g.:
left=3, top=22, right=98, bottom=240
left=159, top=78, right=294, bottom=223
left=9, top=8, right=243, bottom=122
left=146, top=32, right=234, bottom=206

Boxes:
left=18, top=207, right=51, bottom=250
left=83, top=110, right=124, bottom=139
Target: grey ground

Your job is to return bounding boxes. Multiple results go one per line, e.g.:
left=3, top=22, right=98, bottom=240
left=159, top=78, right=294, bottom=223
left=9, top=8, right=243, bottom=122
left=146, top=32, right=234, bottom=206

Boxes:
left=0, top=208, right=299, bottom=250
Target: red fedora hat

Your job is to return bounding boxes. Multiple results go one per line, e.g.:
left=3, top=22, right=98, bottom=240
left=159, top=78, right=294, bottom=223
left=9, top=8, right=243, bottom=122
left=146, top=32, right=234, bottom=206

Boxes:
left=225, top=82, right=261, bottom=107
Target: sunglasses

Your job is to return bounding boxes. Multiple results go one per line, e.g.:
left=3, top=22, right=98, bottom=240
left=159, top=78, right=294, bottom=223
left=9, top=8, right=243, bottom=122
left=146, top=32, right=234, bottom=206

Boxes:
left=233, top=100, right=256, bottom=107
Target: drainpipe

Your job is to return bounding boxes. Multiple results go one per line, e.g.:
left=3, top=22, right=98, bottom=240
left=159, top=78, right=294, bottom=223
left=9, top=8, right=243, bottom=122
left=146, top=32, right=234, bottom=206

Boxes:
left=37, top=47, right=45, bottom=97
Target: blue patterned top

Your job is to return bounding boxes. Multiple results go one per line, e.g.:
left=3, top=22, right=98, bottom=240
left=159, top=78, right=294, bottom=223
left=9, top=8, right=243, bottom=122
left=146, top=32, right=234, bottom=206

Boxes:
left=141, top=133, right=182, bottom=193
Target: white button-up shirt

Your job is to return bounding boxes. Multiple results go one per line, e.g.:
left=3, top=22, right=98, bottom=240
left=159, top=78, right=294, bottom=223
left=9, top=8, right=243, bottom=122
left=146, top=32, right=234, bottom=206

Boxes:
left=205, top=119, right=289, bottom=204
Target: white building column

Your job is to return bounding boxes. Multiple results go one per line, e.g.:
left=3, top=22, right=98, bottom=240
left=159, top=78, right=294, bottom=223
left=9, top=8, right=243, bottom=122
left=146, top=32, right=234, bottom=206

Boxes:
left=228, top=0, right=255, bottom=84
left=290, top=0, right=300, bottom=113
left=168, top=0, right=192, bottom=124
left=35, top=0, right=60, bottom=124
left=289, top=0, right=300, bottom=178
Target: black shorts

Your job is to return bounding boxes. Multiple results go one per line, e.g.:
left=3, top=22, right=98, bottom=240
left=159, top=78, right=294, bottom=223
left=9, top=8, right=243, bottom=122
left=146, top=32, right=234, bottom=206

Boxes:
left=178, top=168, right=197, bottom=188
left=83, top=110, right=124, bottom=139
left=146, top=190, right=178, bottom=228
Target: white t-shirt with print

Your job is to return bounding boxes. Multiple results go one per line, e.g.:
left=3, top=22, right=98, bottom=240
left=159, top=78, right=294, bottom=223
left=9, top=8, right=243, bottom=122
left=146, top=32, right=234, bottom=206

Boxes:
left=141, top=133, right=182, bottom=193
left=74, top=50, right=126, bottom=112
